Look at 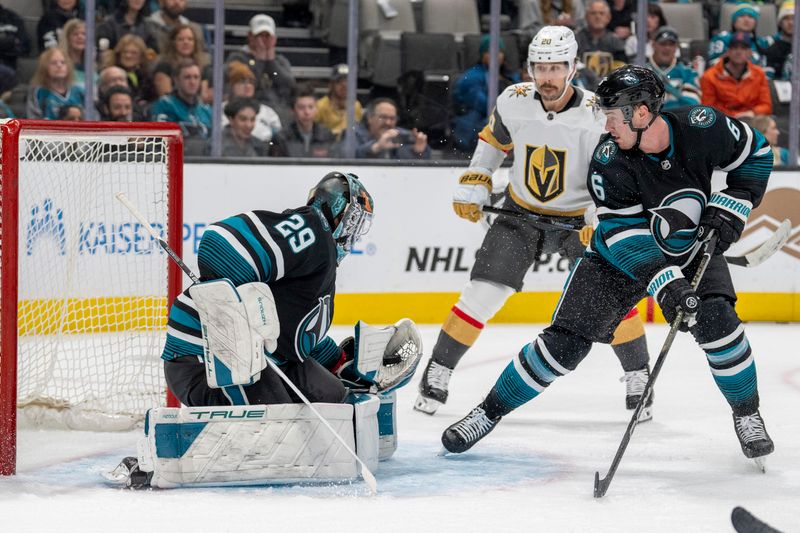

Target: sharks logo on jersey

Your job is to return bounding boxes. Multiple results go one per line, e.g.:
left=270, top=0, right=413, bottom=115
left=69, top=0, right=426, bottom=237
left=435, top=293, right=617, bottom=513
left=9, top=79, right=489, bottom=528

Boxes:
left=688, top=107, right=716, bottom=128
left=593, top=139, right=617, bottom=165
left=650, top=189, right=706, bottom=256
left=294, top=294, right=333, bottom=360
left=524, top=144, right=566, bottom=203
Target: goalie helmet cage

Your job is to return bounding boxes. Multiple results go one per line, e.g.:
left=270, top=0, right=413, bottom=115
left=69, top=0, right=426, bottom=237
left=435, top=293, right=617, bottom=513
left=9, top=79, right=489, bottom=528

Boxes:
left=0, top=120, right=183, bottom=475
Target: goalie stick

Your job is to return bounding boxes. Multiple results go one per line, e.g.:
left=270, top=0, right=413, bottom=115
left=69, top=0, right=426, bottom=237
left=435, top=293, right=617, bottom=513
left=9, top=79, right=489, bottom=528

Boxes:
left=593, top=233, right=718, bottom=499
left=481, top=205, right=791, bottom=268
left=115, top=193, right=378, bottom=495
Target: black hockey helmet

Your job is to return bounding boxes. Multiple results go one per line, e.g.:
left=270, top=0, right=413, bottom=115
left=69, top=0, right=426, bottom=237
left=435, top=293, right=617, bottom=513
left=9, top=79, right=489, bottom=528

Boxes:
left=308, top=172, right=374, bottom=263
left=596, top=65, right=665, bottom=123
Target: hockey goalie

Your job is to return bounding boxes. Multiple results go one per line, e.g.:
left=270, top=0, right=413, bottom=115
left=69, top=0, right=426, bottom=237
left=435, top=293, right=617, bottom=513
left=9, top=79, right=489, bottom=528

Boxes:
left=109, top=172, right=422, bottom=489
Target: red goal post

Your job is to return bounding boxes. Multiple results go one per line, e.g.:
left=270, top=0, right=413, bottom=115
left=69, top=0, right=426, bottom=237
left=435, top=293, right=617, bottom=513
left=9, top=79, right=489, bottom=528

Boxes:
left=0, top=120, right=183, bottom=475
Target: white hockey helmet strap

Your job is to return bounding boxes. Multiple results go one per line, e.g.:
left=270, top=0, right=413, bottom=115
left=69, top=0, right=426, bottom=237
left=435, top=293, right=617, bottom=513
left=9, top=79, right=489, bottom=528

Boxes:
left=527, top=25, right=578, bottom=86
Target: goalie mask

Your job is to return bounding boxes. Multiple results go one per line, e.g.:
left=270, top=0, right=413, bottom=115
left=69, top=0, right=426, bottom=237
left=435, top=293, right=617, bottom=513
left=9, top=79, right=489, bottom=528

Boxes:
left=308, top=172, right=374, bottom=263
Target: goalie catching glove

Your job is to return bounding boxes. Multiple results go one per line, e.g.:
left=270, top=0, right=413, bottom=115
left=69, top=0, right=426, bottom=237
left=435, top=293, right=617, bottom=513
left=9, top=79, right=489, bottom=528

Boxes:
left=453, top=171, right=492, bottom=222
left=334, top=319, right=423, bottom=393
left=188, top=279, right=280, bottom=388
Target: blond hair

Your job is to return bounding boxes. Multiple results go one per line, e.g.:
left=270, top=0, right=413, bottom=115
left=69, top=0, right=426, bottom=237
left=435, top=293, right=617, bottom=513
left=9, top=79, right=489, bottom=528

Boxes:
left=31, top=48, right=74, bottom=88
left=59, top=18, right=85, bottom=62
left=102, top=34, right=151, bottom=70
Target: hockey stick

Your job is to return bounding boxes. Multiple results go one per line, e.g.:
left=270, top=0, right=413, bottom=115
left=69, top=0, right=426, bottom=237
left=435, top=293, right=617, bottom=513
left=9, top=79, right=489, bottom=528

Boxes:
left=482, top=205, right=790, bottom=268
left=593, top=233, right=719, bottom=499
left=115, top=193, right=200, bottom=285
left=115, top=192, right=379, bottom=495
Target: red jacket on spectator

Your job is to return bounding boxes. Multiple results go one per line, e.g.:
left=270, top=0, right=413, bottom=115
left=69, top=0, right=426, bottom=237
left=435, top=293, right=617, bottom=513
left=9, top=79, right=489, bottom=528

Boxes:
left=700, top=58, right=772, bottom=117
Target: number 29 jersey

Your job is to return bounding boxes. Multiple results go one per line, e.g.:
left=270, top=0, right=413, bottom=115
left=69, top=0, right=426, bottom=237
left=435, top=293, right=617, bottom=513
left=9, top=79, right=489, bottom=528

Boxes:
left=163, top=206, right=338, bottom=364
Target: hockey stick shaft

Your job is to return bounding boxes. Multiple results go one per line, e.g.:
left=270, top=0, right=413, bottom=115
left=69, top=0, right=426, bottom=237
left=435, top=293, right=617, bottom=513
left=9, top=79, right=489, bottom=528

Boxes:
left=593, top=233, right=719, bottom=498
left=483, top=205, right=789, bottom=268
left=115, top=192, right=200, bottom=285
left=115, top=192, right=378, bottom=494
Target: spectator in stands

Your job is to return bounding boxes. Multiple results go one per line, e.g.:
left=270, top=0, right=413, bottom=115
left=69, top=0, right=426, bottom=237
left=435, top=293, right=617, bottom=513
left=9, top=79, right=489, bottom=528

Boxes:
left=575, top=0, right=627, bottom=78
left=0, top=64, right=17, bottom=118
left=152, top=24, right=211, bottom=97
left=222, top=61, right=281, bottom=146
left=26, top=47, right=84, bottom=119
left=97, top=0, right=159, bottom=53
left=98, top=65, right=129, bottom=94
left=646, top=26, right=701, bottom=110
left=708, top=3, right=772, bottom=67
left=624, top=3, right=667, bottom=61
left=316, top=64, right=363, bottom=139
left=227, top=14, right=297, bottom=124
left=701, top=31, right=772, bottom=119
left=151, top=58, right=211, bottom=140
left=351, top=97, right=430, bottom=160
left=607, top=0, right=634, bottom=40
left=0, top=2, right=32, bottom=70
left=452, top=35, right=520, bottom=154
left=515, top=0, right=586, bottom=41
left=145, top=0, right=204, bottom=53
left=749, top=114, right=793, bottom=166
left=102, top=34, right=156, bottom=106
left=37, top=0, right=81, bottom=52
left=100, top=86, right=136, bottom=121
left=215, top=97, right=267, bottom=158
left=764, top=1, right=794, bottom=80
left=270, top=84, right=337, bottom=158
left=59, top=19, right=90, bottom=88
left=56, top=103, right=83, bottom=120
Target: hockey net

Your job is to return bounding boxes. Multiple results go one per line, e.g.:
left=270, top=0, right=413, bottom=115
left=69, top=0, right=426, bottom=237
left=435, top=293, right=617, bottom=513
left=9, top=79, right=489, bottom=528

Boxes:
left=0, top=120, right=183, bottom=474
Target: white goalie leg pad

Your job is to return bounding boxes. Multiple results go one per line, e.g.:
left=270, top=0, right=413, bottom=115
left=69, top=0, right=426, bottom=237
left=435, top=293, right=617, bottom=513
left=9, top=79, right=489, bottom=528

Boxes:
left=353, top=318, right=424, bottom=392
left=188, top=279, right=279, bottom=388
left=377, top=390, right=398, bottom=461
left=138, top=399, right=380, bottom=489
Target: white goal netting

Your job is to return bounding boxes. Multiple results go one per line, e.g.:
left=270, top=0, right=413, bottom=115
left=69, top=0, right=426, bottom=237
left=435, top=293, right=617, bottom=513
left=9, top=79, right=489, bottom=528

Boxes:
left=4, top=130, right=177, bottom=430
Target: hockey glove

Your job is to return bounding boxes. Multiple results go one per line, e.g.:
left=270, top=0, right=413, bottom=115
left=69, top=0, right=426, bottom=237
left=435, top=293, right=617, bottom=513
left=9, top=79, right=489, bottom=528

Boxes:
left=453, top=171, right=492, bottom=222
left=648, top=266, right=700, bottom=330
left=697, top=192, right=752, bottom=253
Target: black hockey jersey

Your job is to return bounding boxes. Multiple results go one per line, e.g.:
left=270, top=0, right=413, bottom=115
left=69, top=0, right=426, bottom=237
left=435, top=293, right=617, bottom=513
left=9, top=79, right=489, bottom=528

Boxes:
left=586, top=106, right=772, bottom=283
left=162, top=206, right=340, bottom=365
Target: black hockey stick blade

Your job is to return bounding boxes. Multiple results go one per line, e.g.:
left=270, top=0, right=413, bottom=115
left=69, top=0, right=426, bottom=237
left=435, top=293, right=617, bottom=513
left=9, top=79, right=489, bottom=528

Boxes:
left=481, top=205, right=583, bottom=232
left=725, top=219, right=791, bottom=268
left=731, top=506, right=784, bottom=533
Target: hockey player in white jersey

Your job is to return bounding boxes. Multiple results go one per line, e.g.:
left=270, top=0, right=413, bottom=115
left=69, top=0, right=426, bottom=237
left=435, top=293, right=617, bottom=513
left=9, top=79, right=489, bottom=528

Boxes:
left=414, top=26, right=653, bottom=419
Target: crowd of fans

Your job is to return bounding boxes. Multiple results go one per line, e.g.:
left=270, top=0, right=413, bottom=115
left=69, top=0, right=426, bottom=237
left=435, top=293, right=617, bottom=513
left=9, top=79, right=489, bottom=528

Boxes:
left=0, top=0, right=795, bottom=163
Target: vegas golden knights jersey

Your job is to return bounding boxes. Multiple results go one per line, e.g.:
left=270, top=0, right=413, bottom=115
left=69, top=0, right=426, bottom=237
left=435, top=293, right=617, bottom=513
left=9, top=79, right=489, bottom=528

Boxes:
left=478, top=83, right=606, bottom=216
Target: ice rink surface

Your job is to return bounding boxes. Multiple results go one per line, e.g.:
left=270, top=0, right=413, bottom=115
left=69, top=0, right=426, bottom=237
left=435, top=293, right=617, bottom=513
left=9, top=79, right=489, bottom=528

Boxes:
left=2, top=323, right=798, bottom=533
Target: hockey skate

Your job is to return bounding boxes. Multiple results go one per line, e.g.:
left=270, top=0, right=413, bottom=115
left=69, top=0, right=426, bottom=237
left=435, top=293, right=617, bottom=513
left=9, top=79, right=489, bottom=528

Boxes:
left=441, top=405, right=501, bottom=454
left=621, top=366, right=654, bottom=423
left=733, top=410, right=774, bottom=472
left=105, top=456, right=152, bottom=489
left=413, top=360, right=453, bottom=415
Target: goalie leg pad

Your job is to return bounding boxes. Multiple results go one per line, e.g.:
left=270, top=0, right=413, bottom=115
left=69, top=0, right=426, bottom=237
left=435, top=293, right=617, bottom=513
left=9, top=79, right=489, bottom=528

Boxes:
left=188, top=279, right=279, bottom=388
left=350, top=318, right=424, bottom=392
left=138, top=399, right=380, bottom=488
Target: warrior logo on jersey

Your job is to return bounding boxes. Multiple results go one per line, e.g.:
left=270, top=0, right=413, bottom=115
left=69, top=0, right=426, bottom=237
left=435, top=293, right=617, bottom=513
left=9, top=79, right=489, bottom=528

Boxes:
left=525, top=144, right=566, bottom=203
left=593, top=139, right=617, bottom=165
left=650, top=189, right=706, bottom=256
left=688, top=107, right=716, bottom=128
left=294, top=294, right=333, bottom=360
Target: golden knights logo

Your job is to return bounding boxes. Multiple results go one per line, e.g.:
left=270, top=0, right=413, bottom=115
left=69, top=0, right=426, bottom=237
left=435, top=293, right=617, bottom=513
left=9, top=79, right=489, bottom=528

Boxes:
left=510, top=84, right=533, bottom=98
left=582, top=51, right=625, bottom=79
left=525, top=144, right=566, bottom=202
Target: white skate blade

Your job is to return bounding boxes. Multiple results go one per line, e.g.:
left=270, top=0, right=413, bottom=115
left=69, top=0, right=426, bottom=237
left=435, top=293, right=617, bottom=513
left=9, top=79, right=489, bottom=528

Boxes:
left=413, top=394, right=442, bottom=415
left=754, top=456, right=767, bottom=473
left=103, top=460, right=133, bottom=484
left=437, top=447, right=453, bottom=457
left=637, top=405, right=653, bottom=423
